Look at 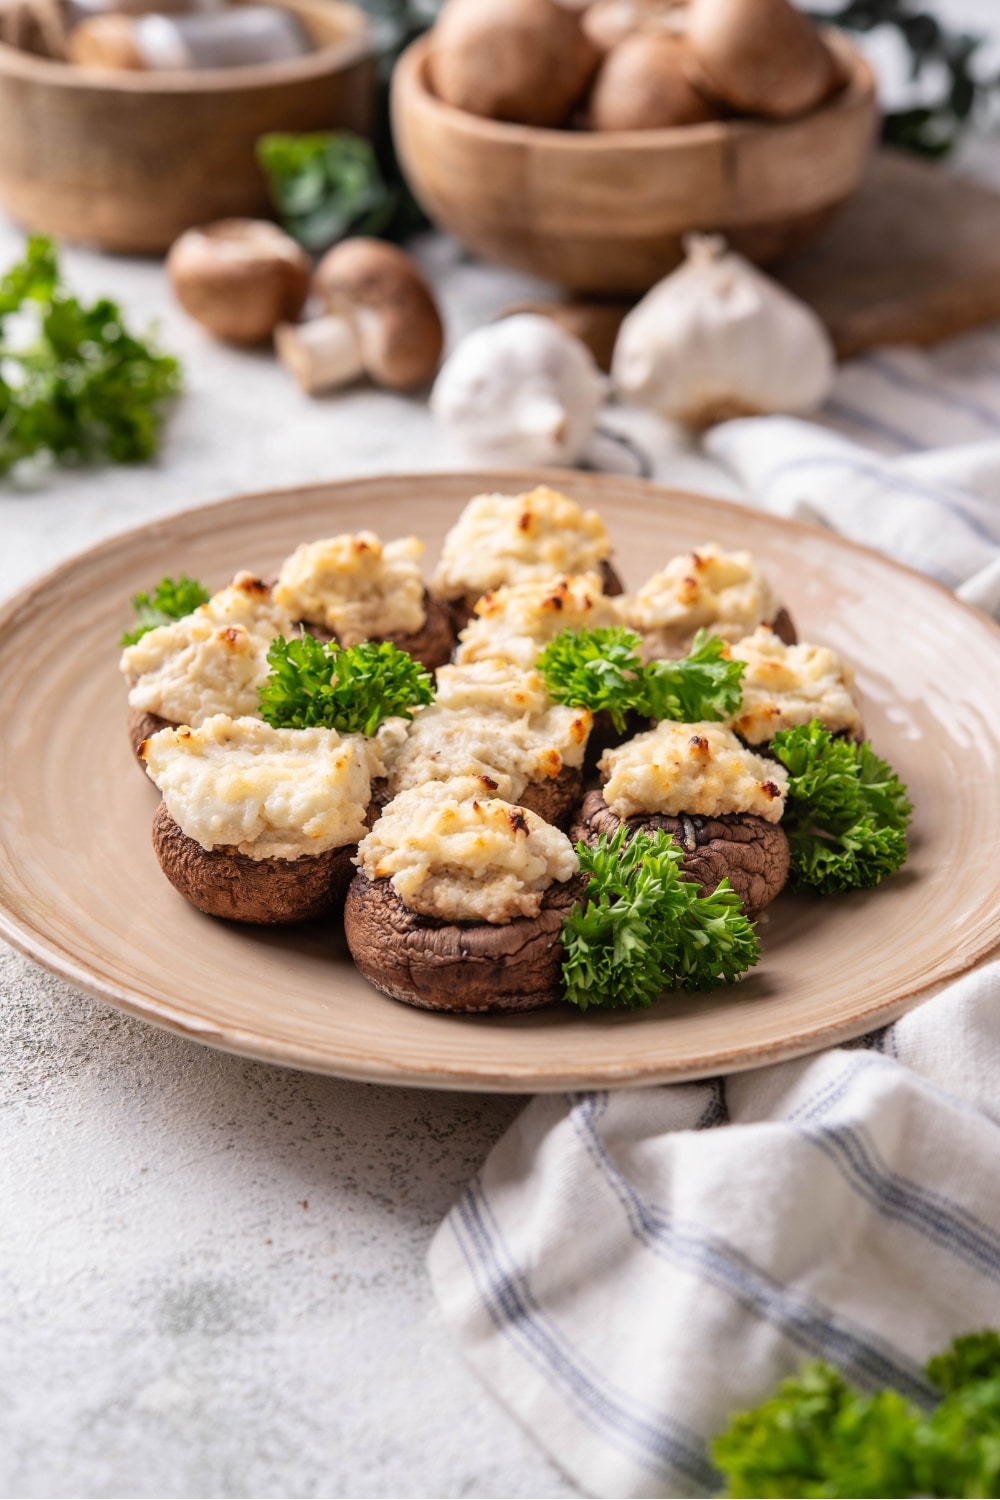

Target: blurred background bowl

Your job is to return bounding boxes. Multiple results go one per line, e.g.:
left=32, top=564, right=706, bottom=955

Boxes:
left=0, top=0, right=372, bottom=253
left=391, top=29, right=878, bottom=295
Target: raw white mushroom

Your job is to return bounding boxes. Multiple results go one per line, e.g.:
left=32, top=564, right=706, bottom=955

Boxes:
left=430, top=314, right=608, bottom=467
left=611, top=234, right=835, bottom=426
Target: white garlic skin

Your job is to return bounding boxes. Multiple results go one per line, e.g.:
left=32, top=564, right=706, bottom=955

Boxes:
left=430, top=314, right=607, bottom=467
left=611, top=235, right=835, bottom=427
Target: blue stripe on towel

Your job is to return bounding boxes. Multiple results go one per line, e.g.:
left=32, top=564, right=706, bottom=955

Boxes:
left=450, top=1179, right=719, bottom=1492
left=572, top=1096, right=936, bottom=1405
left=866, top=353, right=1000, bottom=434
left=824, top=399, right=924, bottom=452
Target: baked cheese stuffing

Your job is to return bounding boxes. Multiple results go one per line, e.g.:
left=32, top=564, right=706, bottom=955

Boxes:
left=431, top=486, right=611, bottom=602
left=355, top=779, right=579, bottom=923
left=599, top=720, right=788, bottom=822
left=454, top=573, right=619, bottom=669
left=728, top=626, right=863, bottom=744
left=272, top=532, right=426, bottom=646
left=121, top=572, right=293, bottom=727
left=142, top=714, right=378, bottom=860
left=620, top=543, right=780, bottom=656
left=383, top=658, right=592, bottom=800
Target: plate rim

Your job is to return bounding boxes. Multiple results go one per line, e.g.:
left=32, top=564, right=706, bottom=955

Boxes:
left=2, top=467, right=999, bottom=1093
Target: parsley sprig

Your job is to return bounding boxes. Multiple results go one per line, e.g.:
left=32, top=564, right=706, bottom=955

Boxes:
left=0, top=236, right=181, bottom=476
left=561, top=826, right=761, bottom=1010
left=119, top=575, right=210, bottom=647
left=537, top=626, right=745, bottom=729
left=770, top=722, right=912, bottom=894
left=712, top=1330, right=1000, bottom=1498
left=258, top=633, right=433, bottom=735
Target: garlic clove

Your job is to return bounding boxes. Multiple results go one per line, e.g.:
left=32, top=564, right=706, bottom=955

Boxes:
left=430, top=314, right=607, bottom=467
left=611, top=234, right=834, bottom=427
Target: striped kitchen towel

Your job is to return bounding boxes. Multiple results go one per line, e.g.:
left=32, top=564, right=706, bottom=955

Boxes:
left=430, top=331, right=1000, bottom=1498
left=429, top=954, right=1000, bottom=1498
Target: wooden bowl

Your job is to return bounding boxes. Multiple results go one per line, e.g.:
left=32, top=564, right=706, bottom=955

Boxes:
left=391, top=31, right=878, bottom=294
left=0, top=0, right=373, bottom=253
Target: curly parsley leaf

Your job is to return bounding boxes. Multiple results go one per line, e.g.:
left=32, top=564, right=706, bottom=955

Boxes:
left=537, top=626, right=742, bottom=729
left=712, top=1331, right=1000, bottom=1498
left=642, top=629, right=745, bottom=723
left=536, top=625, right=645, bottom=732
left=0, top=235, right=181, bottom=477
left=770, top=721, right=912, bottom=895
left=257, top=131, right=402, bottom=252
left=258, top=633, right=433, bottom=735
left=561, top=825, right=760, bottom=1011
left=119, top=574, right=210, bottom=646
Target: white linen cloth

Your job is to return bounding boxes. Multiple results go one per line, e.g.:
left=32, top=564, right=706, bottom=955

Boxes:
left=429, top=332, right=1000, bottom=1499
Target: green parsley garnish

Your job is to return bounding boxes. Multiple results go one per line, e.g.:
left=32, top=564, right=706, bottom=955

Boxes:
left=712, top=1330, right=1000, bottom=1498
left=770, top=721, right=912, bottom=895
left=561, top=825, right=761, bottom=1010
left=537, top=626, right=744, bottom=728
left=258, top=634, right=434, bottom=735
left=0, top=235, right=181, bottom=476
left=119, top=574, right=210, bottom=647
left=535, top=625, right=645, bottom=732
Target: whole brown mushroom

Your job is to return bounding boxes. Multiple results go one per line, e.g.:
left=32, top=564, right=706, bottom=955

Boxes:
left=428, top=0, right=600, bottom=127
left=684, top=0, right=839, bottom=119
left=167, top=219, right=310, bottom=345
left=275, top=238, right=444, bottom=396
left=582, top=0, right=688, bottom=54
left=589, top=31, right=720, bottom=130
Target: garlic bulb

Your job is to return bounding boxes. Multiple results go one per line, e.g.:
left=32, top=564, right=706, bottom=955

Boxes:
left=611, top=235, right=835, bottom=427
left=430, top=314, right=607, bottom=467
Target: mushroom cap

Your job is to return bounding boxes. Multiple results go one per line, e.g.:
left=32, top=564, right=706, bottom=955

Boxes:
left=588, top=30, right=721, bottom=130
left=344, top=868, right=583, bottom=1012
left=151, top=799, right=359, bottom=924
left=684, top=0, right=837, bottom=119
left=129, top=705, right=175, bottom=766
left=428, top=0, right=600, bottom=127
left=571, top=789, right=790, bottom=916
left=67, top=14, right=146, bottom=68
left=582, top=0, right=686, bottom=53
left=301, top=588, right=456, bottom=674
left=166, top=219, right=311, bottom=345
left=312, top=239, right=444, bottom=391
left=516, top=765, right=584, bottom=831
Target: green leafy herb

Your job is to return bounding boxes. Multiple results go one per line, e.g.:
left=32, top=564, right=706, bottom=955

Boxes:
left=561, top=825, right=761, bottom=1011
left=535, top=626, right=645, bottom=732
left=770, top=721, right=912, bottom=894
left=258, top=633, right=433, bottom=735
left=120, top=574, right=210, bottom=646
left=711, top=1331, right=1000, bottom=1498
left=0, top=235, right=181, bottom=477
left=256, top=131, right=400, bottom=253
left=537, top=626, right=744, bottom=728
left=643, top=630, right=746, bottom=723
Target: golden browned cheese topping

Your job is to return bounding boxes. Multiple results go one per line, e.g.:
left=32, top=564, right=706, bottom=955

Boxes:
left=454, top=573, right=619, bottom=669
left=620, top=543, right=780, bottom=656
left=120, top=572, right=293, bottom=726
left=431, top=487, right=611, bottom=601
left=728, top=627, right=863, bottom=744
left=355, top=779, right=579, bottom=923
left=272, top=532, right=426, bottom=645
left=599, top=720, right=788, bottom=822
left=142, top=714, right=379, bottom=860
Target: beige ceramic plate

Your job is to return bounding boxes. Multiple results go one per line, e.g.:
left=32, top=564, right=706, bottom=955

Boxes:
left=2, top=471, right=999, bottom=1092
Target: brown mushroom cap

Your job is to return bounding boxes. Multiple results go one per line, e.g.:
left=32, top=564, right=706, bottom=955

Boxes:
left=300, top=589, right=455, bottom=674
left=130, top=706, right=176, bottom=766
left=428, top=0, right=600, bottom=127
left=310, top=239, right=444, bottom=391
left=516, top=765, right=584, bottom=830
left=151, top=800, right=359, bottom=924
left=67, top=13, right=146, bottom=67
left=589, top=32, right=721, bottom=130
left=166, top=219, right=311, bottom=345
left=344, top=868, right=584, bottom=1012
left=582, top=0, right=686, bottom=53
left=571, top=788, right=790, bottom=916
left=684, top=0, right=838, bottom=119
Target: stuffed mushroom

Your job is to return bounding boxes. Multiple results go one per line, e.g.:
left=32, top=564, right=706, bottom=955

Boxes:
left=572, top=719, right=790, bottom=916
left=726, top=625, right=864, bottom=747
left=430, top=486, right=624, bottom=632
left=345, top=779, right=582, bottom=1012
left=271, top=531, right=453, bottom=672
left=143, top=714, right=380, bottom=924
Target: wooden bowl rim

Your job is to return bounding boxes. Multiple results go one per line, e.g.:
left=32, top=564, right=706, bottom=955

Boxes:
left=0, top=0, right=372, bottom=94
left=395, top=27, right=876, bottom=152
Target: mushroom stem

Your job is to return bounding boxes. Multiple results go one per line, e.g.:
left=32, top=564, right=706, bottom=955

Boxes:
left=275, top=315, right=366, bottom=395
